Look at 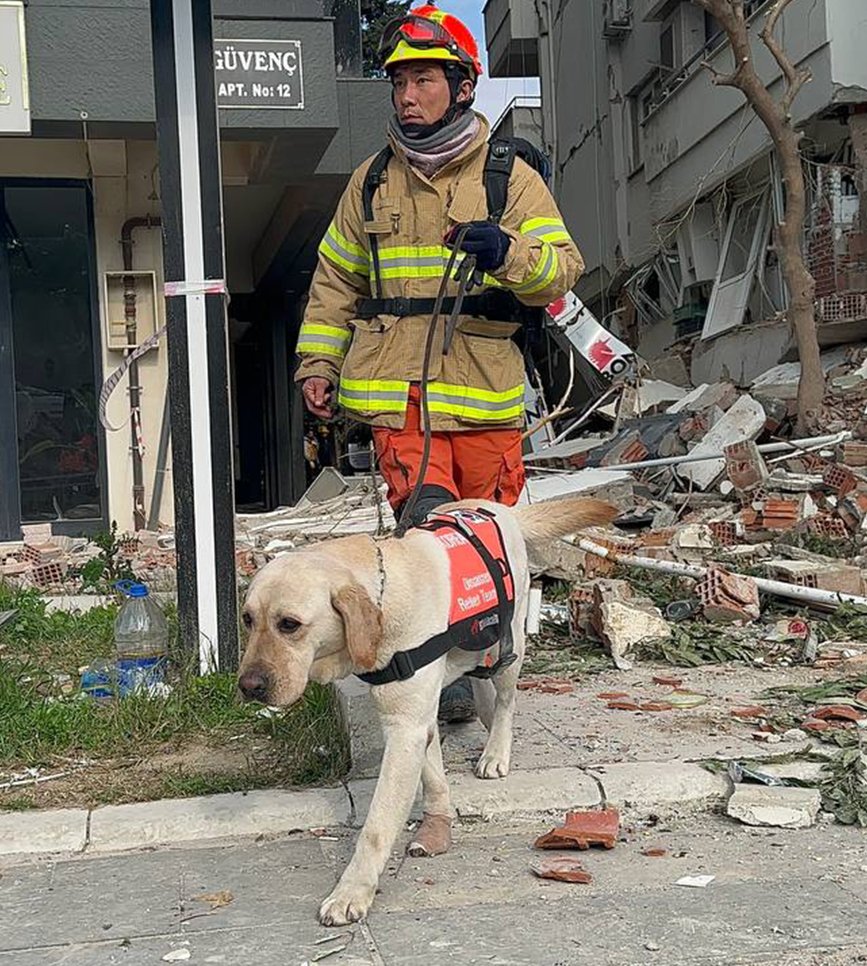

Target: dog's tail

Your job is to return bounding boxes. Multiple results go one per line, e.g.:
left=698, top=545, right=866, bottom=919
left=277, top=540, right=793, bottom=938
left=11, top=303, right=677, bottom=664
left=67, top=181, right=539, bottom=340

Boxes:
left=513, top=497, right=619, bottom=544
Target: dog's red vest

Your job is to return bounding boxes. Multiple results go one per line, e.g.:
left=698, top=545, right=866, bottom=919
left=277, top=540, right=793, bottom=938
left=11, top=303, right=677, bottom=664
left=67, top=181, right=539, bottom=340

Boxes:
left=426, top=508, right=515, bottom=635
left=357, top=507, right=516, bottom=686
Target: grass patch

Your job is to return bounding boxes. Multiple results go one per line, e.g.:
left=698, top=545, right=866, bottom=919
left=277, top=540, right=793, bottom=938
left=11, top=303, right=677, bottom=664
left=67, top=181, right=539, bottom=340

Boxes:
left=0, top=582, right=348, bottom=810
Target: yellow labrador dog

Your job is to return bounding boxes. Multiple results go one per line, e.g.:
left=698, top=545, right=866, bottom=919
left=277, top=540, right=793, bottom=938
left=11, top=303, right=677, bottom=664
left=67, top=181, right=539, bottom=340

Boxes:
left=238, top=496, right=616, bottom=925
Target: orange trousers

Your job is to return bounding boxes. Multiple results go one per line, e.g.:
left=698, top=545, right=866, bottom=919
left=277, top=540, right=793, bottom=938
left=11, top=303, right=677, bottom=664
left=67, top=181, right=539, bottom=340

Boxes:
left=372, top=386, right=526, bottom=510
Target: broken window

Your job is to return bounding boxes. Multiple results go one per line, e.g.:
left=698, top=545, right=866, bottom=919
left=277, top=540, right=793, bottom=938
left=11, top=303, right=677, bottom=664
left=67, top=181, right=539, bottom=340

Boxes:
left=701, top=190, right=771, bottom=339
left=659, top=24, right=675, bottom=73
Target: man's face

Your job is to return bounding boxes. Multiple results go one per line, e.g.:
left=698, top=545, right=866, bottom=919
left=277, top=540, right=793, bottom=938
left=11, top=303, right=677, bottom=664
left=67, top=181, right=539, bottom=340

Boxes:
left=391, top=62, right=456, bottom=126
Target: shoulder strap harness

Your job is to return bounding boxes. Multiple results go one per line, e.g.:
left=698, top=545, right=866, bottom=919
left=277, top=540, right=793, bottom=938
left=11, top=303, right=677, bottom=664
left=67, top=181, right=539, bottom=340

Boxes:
left=362, top=145, right=394, bottom=300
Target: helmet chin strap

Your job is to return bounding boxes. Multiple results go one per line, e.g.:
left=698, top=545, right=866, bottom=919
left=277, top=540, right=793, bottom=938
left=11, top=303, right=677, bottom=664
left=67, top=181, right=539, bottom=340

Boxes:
left=395, top=64, right=475, bottom=140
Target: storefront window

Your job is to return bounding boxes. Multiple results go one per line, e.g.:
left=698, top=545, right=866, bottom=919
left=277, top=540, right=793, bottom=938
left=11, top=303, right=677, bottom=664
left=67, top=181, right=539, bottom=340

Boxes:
left=5, top=184, right=102, bottom=524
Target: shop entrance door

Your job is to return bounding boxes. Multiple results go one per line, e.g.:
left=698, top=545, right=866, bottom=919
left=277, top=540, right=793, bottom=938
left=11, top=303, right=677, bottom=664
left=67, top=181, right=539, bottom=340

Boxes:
left=0, top=182, right=106, bottom=541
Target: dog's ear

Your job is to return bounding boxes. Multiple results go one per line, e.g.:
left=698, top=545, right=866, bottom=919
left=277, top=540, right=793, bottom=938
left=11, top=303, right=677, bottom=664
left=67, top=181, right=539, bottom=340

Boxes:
left=331, top=583, right=382, bottom=671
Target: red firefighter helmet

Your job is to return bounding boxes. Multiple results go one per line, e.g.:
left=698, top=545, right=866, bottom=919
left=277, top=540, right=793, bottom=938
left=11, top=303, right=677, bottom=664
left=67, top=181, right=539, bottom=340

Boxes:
left=379, top=5, right=484, bottom=80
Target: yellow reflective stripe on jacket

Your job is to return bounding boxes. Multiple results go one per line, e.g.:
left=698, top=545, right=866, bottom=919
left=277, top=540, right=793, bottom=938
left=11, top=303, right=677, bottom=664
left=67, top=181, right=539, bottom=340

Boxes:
left=426, top=381, right=525, bottom=421
left=297, top=322, right=351, bottom=359
left=319, top=223, right=370, bottom=276
left=520, top=216, right=572, bottom=244
left=511, top=240, right=559, bottom=296
left=338, top=377, right=409, bottom=413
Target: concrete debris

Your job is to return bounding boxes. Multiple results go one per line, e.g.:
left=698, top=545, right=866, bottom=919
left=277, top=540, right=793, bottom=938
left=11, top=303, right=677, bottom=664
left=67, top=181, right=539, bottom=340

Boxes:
left=676, top=395, right=767, bottom=490
left=590, top=579, right=672, bottom=670
left=763, top=559, right=864, bottom=596
left=668, top=381, right=738, bottom=415
left=726, top=786, right=822, bottom=829
left=598, top=379, right=686, bottom=419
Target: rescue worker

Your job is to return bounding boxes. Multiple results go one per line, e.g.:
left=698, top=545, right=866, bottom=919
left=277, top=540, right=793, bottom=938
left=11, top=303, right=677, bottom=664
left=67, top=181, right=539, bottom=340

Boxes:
left=296, top=5, right=583, bottom=721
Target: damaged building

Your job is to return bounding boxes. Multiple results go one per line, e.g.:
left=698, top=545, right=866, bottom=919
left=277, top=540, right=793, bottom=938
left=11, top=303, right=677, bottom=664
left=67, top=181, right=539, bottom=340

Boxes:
left=484, top=0, right=867, bottom=388
left=0, top=0, right=389, bottom=543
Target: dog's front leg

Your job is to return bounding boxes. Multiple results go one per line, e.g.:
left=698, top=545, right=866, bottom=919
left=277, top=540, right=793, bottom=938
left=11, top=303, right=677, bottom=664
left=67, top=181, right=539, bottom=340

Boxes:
left=319, top=719, right=427, bottom=925
left=476, top=598, right=528, bottom=779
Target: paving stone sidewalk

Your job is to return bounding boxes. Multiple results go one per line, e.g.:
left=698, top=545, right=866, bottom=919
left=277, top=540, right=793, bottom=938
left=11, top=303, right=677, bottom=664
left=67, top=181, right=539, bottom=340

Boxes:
left=2, top=814, right=866, bottom=965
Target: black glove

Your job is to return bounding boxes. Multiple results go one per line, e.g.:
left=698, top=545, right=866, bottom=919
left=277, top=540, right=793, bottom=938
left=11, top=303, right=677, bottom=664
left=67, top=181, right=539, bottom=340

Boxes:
left=445, top=221, right=512, bottom=272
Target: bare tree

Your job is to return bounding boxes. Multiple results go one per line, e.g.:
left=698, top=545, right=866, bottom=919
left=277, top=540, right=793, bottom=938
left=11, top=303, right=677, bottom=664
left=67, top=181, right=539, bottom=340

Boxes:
left=692, top=0, right=823, bottom=434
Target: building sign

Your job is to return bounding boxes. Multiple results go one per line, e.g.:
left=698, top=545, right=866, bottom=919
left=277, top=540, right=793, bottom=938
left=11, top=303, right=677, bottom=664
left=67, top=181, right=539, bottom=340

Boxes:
left=214, top=39, right=304, bottom=110
left=0, top=2, right=30, bottom=135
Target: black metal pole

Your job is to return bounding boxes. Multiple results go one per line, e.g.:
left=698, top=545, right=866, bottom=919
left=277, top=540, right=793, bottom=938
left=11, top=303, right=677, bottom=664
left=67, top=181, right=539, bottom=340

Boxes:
left=149, top=0, right=238, bottom=672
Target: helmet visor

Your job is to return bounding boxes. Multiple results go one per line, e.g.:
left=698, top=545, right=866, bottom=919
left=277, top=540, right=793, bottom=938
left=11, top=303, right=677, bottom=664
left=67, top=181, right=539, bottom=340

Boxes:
left=379, top=15, right=474, bottom=69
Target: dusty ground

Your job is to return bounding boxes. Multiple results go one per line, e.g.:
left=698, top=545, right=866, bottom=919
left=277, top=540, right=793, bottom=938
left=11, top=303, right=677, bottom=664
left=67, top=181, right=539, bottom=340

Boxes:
left=441, top=658, right=849, bottom=774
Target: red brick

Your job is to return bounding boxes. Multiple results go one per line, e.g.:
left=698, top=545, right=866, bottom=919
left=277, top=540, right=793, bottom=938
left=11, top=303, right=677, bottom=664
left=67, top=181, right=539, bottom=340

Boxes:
left=696, top=567, right=760, bottom=623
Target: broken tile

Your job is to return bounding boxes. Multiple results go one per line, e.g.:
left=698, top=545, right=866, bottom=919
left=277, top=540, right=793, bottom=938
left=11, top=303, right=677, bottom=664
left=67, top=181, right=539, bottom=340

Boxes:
left=534, top=808, right=620, bottom=851
left=811, top=705, right=866, bottom=723
left=530, top=856, right=593, bottom=884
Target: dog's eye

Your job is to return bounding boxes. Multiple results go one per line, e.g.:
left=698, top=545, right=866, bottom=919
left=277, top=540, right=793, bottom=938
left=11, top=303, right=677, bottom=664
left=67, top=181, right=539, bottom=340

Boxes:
left=241, top=612, right=253, bottom=629
left=277, top=617, right=301, bottom=635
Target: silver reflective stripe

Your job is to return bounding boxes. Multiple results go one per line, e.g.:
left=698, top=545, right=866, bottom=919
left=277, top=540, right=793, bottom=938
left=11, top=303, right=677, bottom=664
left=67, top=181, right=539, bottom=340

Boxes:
left=427, top=391, right=523, bottom=412
left=524, top=225, right=569, bottom=241
left=379, top=255, right=444, bottom=269
left=321, top=231, right=369, bottom=273
left=339, top=386, right=408, bottom=401
left=514, top=243, right=555, bottom=293
left=297, top=333, right=347, bottom=351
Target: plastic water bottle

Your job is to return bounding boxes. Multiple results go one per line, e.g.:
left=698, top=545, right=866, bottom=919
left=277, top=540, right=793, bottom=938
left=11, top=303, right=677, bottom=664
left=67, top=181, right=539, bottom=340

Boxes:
left=114, top=580, right=168, bottom=696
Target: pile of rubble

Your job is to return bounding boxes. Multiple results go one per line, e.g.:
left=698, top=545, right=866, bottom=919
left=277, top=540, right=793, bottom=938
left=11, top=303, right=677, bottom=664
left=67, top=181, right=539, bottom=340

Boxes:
left=0, top=469, right=393, bottom=594
left=4, top=343, right=867, bottom=611
left=524, top=344, right=867, bottom=672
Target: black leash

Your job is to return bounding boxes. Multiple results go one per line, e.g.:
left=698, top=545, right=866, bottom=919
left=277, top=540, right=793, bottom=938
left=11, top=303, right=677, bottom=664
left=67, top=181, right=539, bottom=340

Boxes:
left=394, top=225, right=476, bottom=538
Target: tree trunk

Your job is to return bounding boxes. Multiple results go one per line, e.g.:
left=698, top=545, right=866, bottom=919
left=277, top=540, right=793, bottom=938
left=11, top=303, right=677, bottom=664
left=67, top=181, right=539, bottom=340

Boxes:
left=693, top=0, right=824, bottom=434
left=773, top=128, right=823, bottom=430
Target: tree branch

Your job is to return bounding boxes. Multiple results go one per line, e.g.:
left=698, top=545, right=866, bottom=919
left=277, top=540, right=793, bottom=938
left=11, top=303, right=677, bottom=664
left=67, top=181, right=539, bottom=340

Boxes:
left=700, top=57, right=746, bottom=89
left=760, top=0, right=812, bottom=114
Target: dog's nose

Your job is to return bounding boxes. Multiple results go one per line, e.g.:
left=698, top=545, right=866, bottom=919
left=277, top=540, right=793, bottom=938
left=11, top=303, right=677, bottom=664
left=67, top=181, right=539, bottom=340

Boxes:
left=238, top=669, right=270, bottom=703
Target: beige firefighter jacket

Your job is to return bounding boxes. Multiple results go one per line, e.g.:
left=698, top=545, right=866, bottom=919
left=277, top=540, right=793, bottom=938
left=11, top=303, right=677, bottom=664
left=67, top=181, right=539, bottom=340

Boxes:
left=295, top=113, right=584, bottom=430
